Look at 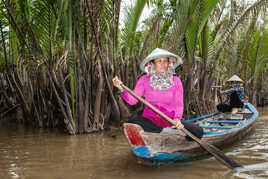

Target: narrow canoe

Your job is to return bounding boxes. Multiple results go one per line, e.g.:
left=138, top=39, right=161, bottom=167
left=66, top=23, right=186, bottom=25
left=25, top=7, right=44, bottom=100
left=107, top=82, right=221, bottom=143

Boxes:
left=123, top=103, right=258, bottom=164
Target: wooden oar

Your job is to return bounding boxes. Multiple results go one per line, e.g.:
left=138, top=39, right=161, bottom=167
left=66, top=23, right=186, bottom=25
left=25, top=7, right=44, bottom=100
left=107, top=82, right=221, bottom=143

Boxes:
left=121, top=84, right=243, bottom=170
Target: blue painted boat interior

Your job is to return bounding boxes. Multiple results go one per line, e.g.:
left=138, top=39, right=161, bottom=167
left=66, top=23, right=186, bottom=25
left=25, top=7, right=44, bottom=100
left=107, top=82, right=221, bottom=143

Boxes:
left=186, top=103, right=258, bottom=136
left=206, top=120, right=241, bottom=123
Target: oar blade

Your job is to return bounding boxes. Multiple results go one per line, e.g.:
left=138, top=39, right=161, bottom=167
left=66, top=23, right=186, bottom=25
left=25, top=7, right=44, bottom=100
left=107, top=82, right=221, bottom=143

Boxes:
left=206, top=142, right=242, bottom=169
left=183, top=128, right=242, bottom=169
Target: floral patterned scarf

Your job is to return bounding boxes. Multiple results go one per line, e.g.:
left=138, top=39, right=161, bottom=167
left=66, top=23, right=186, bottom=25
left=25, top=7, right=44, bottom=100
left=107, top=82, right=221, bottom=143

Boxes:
left=149, top=69, right=174, bottom=91
left=144, top=61, right=175, bottom=91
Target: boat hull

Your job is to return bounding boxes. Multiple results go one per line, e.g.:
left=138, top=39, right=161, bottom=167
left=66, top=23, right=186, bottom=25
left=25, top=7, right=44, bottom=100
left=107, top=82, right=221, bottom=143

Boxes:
left=123, top=103, right=258, bottom=164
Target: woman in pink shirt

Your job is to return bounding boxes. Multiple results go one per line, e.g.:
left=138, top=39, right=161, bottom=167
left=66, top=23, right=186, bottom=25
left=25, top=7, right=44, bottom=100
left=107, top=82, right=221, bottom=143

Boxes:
left=113, top=48, right=203, bottom=139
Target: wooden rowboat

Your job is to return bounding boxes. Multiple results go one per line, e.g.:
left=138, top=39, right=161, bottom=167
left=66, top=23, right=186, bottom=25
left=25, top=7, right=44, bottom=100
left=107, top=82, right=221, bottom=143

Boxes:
left=123, top=102, right=258, bottom=164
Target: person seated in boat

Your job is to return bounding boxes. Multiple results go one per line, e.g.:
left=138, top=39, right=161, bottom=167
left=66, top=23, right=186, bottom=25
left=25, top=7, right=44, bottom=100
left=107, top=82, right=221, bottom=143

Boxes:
left=112, top=48, right=203, bottom=140
left=217, top=75, right=245, bottom=115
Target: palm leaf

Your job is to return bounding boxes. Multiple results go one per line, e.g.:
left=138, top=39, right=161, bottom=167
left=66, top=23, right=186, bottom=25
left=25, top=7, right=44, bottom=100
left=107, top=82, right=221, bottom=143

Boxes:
left=30, top=0, right=52, bottom=56
left=212, top=0, right=268, bottom=63
left=120, top=0, right=147, bottom=56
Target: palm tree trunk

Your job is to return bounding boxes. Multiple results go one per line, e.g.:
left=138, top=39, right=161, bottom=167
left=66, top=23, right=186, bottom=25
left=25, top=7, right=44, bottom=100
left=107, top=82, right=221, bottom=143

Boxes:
left=93, top=58, right=104, bottom=130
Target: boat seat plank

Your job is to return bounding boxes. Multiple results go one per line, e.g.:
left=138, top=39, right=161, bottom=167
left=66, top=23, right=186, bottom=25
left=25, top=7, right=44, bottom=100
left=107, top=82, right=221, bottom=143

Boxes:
left=200, top=125, right=234, bottom=129
left=229, top=115, right=243, bottom=120
left=206, top=120, right=241, bottom=123
left=203, top=131, right=223, bottom=135
left=237, top=108, right=253, bottom=114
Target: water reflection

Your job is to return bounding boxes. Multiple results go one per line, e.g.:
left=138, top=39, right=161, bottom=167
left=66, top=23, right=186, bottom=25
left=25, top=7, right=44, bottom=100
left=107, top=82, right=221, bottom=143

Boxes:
left=0, top=106, right=267, bottom=179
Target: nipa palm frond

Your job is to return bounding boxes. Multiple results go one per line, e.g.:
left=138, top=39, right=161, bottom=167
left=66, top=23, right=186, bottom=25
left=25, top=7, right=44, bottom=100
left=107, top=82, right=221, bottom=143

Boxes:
left=212, top=0, right=267, bottom=63
left=120, top=0, right=147, bottom=56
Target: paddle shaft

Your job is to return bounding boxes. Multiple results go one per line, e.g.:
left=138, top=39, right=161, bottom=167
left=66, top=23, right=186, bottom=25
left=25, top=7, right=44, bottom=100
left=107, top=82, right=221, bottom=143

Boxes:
left=121, top=84, right=242, bottom=170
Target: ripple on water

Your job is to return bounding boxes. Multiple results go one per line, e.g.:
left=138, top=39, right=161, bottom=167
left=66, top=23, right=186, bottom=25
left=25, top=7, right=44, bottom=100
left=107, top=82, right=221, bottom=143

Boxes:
left=230, top=162, right=268, bottom=179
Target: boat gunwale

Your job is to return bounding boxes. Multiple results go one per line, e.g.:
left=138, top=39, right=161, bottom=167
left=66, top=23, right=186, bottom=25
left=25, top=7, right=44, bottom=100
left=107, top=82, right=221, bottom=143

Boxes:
left=127, top=103, right=258, bottom=140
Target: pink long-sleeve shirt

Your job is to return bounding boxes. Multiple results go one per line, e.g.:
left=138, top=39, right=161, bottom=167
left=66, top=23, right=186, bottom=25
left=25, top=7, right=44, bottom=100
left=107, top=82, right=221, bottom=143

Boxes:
left=120, top=75, right=184, bottom=128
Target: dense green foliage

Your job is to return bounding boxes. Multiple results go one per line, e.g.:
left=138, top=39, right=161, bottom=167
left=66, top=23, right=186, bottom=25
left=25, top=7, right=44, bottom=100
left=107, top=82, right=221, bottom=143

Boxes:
left=0, top=0, right=267, bottom=134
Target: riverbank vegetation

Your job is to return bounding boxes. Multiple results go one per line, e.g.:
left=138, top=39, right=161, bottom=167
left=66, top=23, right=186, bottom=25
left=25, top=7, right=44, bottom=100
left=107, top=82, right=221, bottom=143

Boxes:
left=0, top=0, right=267, bottom=134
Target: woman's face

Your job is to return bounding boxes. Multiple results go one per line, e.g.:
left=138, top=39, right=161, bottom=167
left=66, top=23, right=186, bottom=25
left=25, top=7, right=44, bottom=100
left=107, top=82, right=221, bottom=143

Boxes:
left=152, top=57, right=169, bottom=73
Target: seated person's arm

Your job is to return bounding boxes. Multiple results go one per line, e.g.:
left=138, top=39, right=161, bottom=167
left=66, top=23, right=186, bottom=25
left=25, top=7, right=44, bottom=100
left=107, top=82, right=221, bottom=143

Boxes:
left=220, top=88, right=233, bottom=94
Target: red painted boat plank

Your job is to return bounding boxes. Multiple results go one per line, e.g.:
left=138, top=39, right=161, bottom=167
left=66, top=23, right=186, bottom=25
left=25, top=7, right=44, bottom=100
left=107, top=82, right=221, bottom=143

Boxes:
left=125, top=124, right=146, bottom=146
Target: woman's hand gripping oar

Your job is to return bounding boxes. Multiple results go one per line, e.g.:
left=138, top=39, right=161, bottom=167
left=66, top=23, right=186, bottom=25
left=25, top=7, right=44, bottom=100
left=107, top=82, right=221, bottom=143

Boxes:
left=121, top=83, right=243, bottom=170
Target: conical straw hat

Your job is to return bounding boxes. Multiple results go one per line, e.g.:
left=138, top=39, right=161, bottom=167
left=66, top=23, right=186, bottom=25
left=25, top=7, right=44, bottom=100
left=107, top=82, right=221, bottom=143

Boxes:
left=140, top=48, right=183, bottom=72
left=227, top=75, right=244, bottom=83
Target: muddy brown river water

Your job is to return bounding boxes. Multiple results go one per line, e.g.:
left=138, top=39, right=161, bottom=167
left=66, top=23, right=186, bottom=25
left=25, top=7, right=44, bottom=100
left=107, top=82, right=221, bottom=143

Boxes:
left=0, top=107, right=268, bottom=179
